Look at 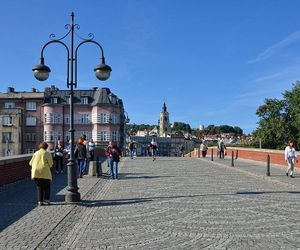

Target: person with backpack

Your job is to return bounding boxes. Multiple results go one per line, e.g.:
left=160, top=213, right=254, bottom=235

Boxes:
left=105, top=141, right=121, bottom=179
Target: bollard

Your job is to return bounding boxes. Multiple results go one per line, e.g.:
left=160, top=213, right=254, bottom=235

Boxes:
left=235, top=150, right=238, bottom=160
left=96, top=156, right=102, bottom=178
left=231, top=151, right=234, bottom=167
left=198, top=148, right=200, bottom=158
left=211, top=148, right=214, bottom=161
left=266, top=154, right=270, bottom=176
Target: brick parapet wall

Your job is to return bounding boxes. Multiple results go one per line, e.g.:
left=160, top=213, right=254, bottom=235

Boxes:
left=186, top=147, right=288, bottom=167
left=0, top=154, right=32, bottom=187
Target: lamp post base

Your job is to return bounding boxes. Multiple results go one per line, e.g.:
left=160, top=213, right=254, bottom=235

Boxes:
left=65, top=191, right=81, bottom=203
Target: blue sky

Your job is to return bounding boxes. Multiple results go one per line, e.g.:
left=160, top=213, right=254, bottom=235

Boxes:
left=1, top=1, right=300, bottom=134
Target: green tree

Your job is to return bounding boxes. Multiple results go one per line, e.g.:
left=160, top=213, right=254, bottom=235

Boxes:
left=254, top=98, right=288, bottom=149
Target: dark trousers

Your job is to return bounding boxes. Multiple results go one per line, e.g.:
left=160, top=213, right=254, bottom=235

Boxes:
left=34, top=178, right=51, bottom=202
left=219, top=150, right=225, bottom=159
left=89, top=150, right=94, bottom=161
left=55, top=156, right=64, bottom=171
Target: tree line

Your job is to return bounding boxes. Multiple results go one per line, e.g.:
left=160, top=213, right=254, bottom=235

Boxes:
left=126, top=122, right=243, bottom=136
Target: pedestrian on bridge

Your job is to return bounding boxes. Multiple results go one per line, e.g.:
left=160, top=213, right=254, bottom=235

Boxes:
left=218, top=139, right=226, bottom=159
left=29, top=142, right=53, bottom=206
left=150, top=139, right=158, bottom=161
left=105, top=141, right=121, bottom=179
left=74, top=137, right=87, bottom=178
left=54, top=140, right=64, bottom=174
left=285, top=141, right=298, bottom=178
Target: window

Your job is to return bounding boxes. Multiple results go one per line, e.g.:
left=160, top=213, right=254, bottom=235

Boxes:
left=99, top=131, right=107, bottom=141
left=44, top=131, right=62, bottom=142
left=25, top=133, right=36, bottom=142
left=100, top=113, right=107, bottom=123
left=65, top=114, right=70, bottom=124
left=26, top=102, right=36, bottom=110
left=45, top=113, right=55, bottom=123
left=25, top=149, right=35, bottom=154
left=25, top=133, right=31, bottom=141
left=2, top=132, right=12, bottom=143
left=2, top=116, right=12, bottom=125
left=26, top=116, right=36, bottom=126
left=111, top=114, right=119, bottom=124
left=44, top=113, right=61, bottom=124
left=81, top=96, right=89, bottom=104
left=4, top=102, right=15, bottom=109
left=112, top=131, right=117, bottom=141
left=51, top=97, right=58, bottom=104
left=80, top=114, right=90, bottom=124
left=66, top=96, right=71, bottom=104
left=108, top=94, right=117, bottom=104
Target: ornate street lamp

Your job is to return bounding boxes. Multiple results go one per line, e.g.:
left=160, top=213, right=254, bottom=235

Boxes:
left=32, top=12, right=112, bottom=203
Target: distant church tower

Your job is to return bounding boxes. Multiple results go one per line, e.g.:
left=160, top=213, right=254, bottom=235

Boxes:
left=159, top=102, right=170, bottom=137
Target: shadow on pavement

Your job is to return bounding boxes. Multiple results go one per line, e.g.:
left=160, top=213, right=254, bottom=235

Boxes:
left=0, top=170, right=68, bottom=232
left=80, top=197, right=152, bottom=207
left=236, top=191, right=300, bottom=195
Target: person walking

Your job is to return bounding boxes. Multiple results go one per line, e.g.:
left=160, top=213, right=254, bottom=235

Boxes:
left=29, top=142, right=53, bottom=206
left=88, top=138, right=96, bottom=161
left=200, top=141, right=208, bottom=157
left=74, top=137, right=87, bottom=178
left=218, top=139, right=226, bottom=159
left=128, top=141, right=135, bottom=159
left=54, top=140, right=64, bottom=174
left=150, top=139, right=158, bottom=161
left=105, top=141, right=121, bottom=179
left=285, top=141, right=298, bottom=178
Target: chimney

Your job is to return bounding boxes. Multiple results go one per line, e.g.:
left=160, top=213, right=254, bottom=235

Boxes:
left=7, top=87, right=15, bottom=93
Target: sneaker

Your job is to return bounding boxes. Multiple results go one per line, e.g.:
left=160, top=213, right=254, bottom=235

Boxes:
left=44, top=200, right=50, bottom=205
left=60, top=170, right=63, bottom=174
left=55, top=171, right=59, bottom=174
left=291, top=175, right=295, bottom=178
left=38, top=201, right=44, bottom=206
left=286, top=173, right=289, bottom=176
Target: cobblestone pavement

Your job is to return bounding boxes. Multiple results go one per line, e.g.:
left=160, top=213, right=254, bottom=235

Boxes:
left=2, top=156, right=300, bottom=249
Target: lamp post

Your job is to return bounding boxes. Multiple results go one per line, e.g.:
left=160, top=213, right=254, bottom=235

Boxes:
left=32, top=12, right=112, bottom=203
left=123, top=111, right=130, bottom=155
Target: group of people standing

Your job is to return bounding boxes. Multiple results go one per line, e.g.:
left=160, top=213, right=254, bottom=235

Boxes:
left=29, top=136, right=96, bottom=206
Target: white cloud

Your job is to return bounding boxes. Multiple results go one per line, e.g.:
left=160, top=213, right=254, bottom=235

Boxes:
left=248, top=30, right=300, bottom=63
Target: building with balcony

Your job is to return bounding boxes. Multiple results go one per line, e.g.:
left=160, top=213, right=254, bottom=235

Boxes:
left=0, top=86, right=125, bottom=156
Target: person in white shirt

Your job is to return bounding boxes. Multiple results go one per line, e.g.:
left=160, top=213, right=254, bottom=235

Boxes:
left=284, top=141, right=298, bottom=178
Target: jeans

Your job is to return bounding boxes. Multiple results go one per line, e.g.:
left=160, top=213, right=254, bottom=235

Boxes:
left=111, top=160, right=119, bottom=179
left=77, top=159, right=85, bottom=177
left=130, top=149, right=134, bottom=159
left=83, top=158, right=89, bottom=174
left=107, top=157, right=113, bottom=176
left=34, top=178, right=51, bottom=202
left=151, top=149, right=157, bottom=158
left=55, top=156, right=64, bottom=172
left=89, top=150, right=94, bottom=161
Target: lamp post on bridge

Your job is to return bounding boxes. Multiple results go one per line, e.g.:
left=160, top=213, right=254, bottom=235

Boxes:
left=32, top=12, right=112, bottom=203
